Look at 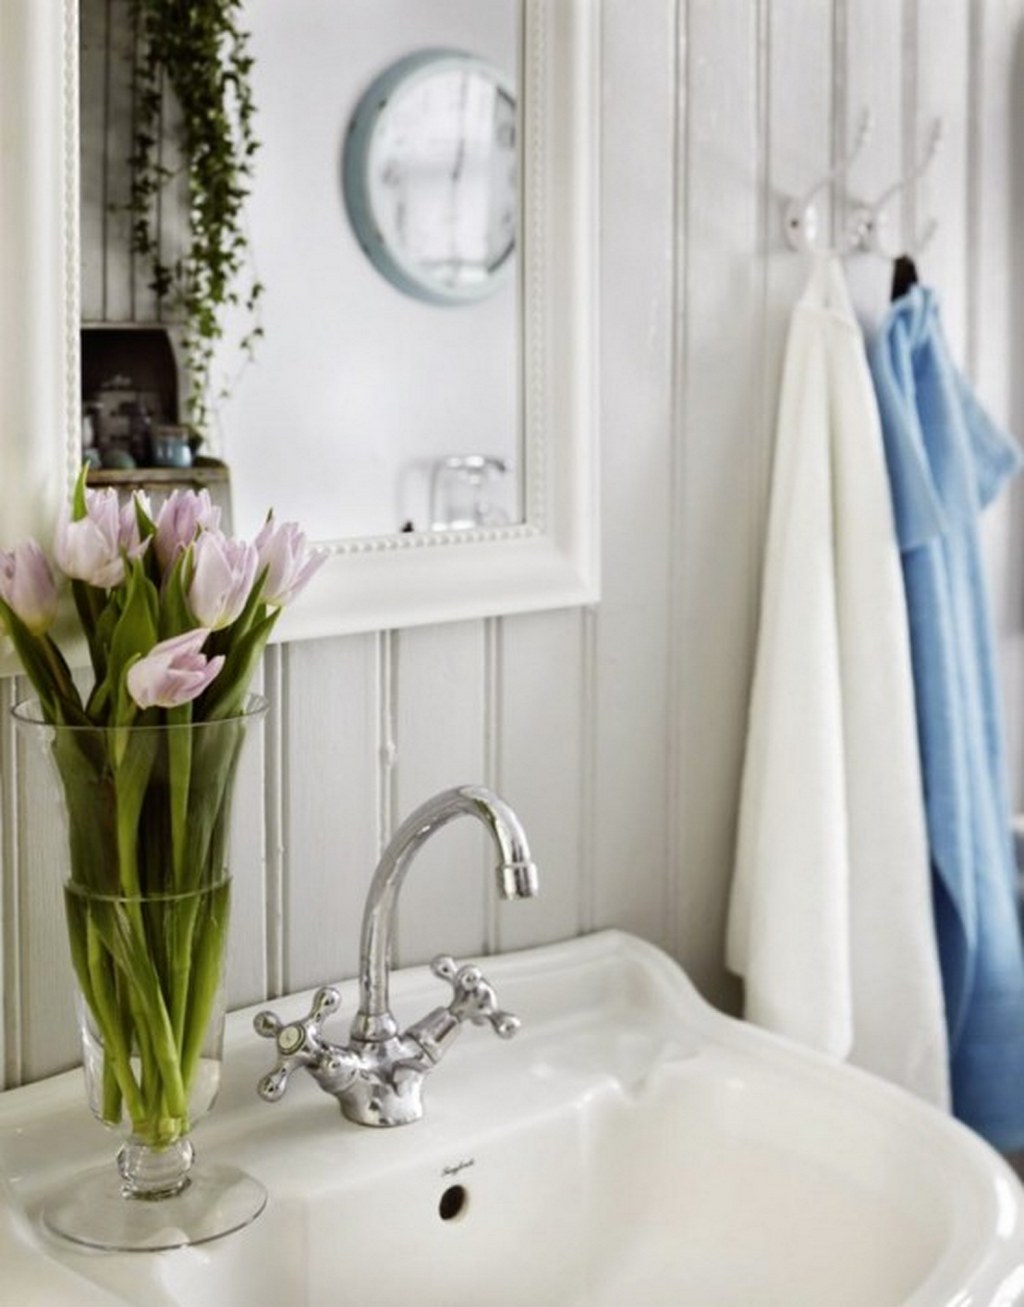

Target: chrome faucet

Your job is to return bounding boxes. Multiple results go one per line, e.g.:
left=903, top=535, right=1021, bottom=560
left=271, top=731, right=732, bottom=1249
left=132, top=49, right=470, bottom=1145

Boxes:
left=254, top=785, right=539, bottom=1126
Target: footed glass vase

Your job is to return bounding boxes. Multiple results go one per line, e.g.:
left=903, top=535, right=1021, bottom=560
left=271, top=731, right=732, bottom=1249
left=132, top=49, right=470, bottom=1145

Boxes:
left=13, top=694, right=268, bottom=1251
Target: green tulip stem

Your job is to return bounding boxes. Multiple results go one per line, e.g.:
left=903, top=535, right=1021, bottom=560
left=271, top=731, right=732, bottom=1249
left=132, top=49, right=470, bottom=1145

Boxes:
left=166, top=704, right=193, bottom=892
left=169, top=896, right=201, bottom=1055
left=179, top=883, right=229, bottom=1090
left=110, top=779, right=190, bottom=1126
left=85, top=917, right=143, bottom=1125
left=165, top=703, right=200, bottom=1056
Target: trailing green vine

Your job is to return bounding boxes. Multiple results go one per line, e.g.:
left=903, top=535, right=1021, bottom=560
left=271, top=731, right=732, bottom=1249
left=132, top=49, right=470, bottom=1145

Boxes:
left=128, top=0, right=263, bottom=438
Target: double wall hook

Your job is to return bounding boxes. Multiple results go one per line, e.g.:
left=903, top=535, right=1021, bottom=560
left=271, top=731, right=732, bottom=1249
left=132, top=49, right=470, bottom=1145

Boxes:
left=783, top=110, right=873, bottom=252
left=845, top=119, right=944, bottom=259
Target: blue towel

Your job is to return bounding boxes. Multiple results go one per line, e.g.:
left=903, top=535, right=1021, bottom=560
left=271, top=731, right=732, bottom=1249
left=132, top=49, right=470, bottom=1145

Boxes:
left=869, top=285, right=1024, bottom=1150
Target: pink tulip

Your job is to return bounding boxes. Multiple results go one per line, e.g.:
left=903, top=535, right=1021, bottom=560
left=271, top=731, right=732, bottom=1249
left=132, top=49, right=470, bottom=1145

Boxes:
left=53, top=487, right=148, bottom=589
left=153, top=489, right=222, bottom=574
left=0, top=540, right=59, bottom=635
left=126, top=629, right=225, bottom=710
left=187, top=530, right=259, bottom=629
left=254, top=518, right=326, bottom=608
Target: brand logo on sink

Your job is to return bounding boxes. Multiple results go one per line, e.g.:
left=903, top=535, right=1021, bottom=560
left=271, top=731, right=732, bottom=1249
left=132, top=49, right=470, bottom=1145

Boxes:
left=441, top=1158, right=475, bottom=1178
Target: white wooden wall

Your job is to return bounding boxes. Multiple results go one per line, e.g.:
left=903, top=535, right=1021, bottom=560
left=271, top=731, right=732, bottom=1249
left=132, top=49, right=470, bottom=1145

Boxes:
left=4, top=0, right=1024, bottom=1087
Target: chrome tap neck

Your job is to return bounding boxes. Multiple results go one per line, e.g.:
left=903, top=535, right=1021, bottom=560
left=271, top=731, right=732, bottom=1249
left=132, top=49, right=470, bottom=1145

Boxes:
left=353, top=785, right=538, bottom=1040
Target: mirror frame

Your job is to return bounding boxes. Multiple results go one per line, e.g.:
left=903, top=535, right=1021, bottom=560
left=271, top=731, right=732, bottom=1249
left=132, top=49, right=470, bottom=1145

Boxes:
left=0, top=0, right=599, bottom=662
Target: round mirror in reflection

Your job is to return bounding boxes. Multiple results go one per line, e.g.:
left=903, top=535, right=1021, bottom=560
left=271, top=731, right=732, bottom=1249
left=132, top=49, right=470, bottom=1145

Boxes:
left=343, top=50, right=517, bottom=305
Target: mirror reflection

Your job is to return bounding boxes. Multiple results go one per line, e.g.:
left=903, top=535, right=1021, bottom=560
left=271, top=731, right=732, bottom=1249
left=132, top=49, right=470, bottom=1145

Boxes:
left=79, top=0, right=521, bottom=542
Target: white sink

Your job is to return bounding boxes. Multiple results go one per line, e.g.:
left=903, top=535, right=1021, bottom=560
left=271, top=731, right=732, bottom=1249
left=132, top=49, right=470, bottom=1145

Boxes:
left=2, top=931, right=1023, bottom=1305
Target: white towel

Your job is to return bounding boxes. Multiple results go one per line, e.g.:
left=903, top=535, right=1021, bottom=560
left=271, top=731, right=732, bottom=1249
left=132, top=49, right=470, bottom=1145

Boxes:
left=726, top=253, right=950, bottom=1108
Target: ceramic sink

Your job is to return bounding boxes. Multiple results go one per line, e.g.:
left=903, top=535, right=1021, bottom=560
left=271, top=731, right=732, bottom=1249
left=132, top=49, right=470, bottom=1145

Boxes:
left=1, top=930, right=1023, bottom=1305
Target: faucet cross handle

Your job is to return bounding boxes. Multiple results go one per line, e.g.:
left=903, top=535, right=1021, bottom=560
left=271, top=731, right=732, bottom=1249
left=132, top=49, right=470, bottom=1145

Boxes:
left=253, top=986, right=342, bottom=1101
left=430, top=955, right=521, bottom=1039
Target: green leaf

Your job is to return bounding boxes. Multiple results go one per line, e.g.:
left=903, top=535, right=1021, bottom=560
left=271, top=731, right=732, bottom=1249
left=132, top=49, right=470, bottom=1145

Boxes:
left=72, top=578, right=110, bottom=686
left=199, top=607, right=277, bottom=721
left=106, top=558, right=160, bottom=721
left=72, top=464, right=90, bottom=519
left=160, top=544, right=195, bottom=639
left=53, top=729, right=115, bottom=891
left=0, top=595, right=83, bottom=722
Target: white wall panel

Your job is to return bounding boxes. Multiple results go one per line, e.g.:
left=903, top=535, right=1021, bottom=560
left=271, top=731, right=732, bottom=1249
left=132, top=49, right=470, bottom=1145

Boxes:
left=392, top=621, right=491, bottom=971
left=915, top=0, right=970, bottom=362
left=495, top=608, right=588, bottom=952
left=971, top=0, right=1024, bottom=810
left=102, top=0, right=135, bottom=322
left=763, top=0, right=833, bottom=374
left=591, top=0, right=676, bottom=952
left=672, top=0, right=765, bottom=1005
left=0, top=679, right=15, bottom=1088
left=842, top=0, right=906, bottom=328
left=223, top=660, right=268, bottom=1008
left=14, top=688, right=80, bottom=1081
left=77, top=0, right=105, bottom=321
left=281, top=635, right=381, bottom=992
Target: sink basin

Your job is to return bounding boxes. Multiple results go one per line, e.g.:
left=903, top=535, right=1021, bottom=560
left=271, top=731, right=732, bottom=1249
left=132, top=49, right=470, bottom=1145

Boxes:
left=1, top=930, right=1023, bottom=1305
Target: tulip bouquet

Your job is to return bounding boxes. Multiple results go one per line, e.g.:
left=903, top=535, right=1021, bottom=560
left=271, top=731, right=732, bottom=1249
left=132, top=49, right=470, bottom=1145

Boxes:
left=2, top=473, right=323, bottom=1152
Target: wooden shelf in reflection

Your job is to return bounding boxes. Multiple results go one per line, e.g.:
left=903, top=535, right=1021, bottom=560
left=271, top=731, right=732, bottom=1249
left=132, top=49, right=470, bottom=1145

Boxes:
left=86, top=459, right=233, bottom=530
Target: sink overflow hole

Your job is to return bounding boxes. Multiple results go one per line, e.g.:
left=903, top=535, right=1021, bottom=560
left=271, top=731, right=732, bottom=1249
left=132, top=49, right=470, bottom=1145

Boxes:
left=438, top=1184, right=468, bottom=1222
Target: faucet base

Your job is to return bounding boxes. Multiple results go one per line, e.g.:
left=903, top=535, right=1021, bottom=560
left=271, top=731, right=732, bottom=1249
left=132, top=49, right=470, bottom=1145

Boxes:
left=338, top=1070, right=425, bottom=1127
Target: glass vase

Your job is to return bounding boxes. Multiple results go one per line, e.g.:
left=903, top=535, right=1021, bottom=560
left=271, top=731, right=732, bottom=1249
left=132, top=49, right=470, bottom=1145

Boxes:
left=13, top=694, right=268, bottom=1251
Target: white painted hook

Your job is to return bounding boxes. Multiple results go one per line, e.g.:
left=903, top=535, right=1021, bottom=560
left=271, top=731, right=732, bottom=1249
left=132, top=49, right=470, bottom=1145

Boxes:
left=845, top=118, right=944, bottom=258
left=784, top=109, right=873, bottom=252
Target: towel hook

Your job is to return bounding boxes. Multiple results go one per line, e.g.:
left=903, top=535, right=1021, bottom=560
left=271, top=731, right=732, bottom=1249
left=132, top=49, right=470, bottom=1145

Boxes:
left=845, top=119, right=944, bottom=259
left=783, top=109, right=873, bottom=252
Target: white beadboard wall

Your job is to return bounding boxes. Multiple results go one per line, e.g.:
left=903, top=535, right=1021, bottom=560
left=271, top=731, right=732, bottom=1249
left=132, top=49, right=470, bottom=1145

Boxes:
left=3, top=0, right=1024, bottom=1088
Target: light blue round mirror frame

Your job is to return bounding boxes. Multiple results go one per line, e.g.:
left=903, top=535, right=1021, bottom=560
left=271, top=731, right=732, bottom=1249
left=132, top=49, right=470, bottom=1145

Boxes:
left=342, top=49, right=517, bottom=307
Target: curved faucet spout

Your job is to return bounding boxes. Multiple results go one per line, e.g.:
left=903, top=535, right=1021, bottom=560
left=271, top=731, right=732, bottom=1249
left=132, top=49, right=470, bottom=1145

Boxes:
left=352, top=785, right=539, bottom=1044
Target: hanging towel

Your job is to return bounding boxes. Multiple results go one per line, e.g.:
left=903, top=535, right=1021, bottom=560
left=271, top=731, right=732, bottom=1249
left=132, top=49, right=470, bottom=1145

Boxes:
left=869, top=284, right=1024, bottom=1150
left=727, top=254, right=950, bottom=1108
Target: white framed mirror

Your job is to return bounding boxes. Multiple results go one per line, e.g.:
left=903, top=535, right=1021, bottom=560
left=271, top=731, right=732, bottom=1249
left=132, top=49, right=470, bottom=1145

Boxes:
left=0, top=0, right=598, bottom=659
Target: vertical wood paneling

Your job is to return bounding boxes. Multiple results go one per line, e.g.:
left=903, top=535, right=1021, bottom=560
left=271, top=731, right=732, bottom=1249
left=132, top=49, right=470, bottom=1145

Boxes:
left=762, top=0, right=833, bottom=403
left=262, top=643, right=286, bottom=994
left=0, top=680, right=15, bottom=1088
left=78, top=0, right=106, bottom=320
left=281, top=635, right=380, bottom=992
left=15, top=701, right=80, bottom=1080
left=223, top=661, right=268, bottom=1008
left=971, top=0, right=1024, bottom=810
left=103, top=0, right=135, bottom=321
left=157, top=78, right=189, bottom=330
left=80, top=0, right=176, bottom=326
left=130, top=33, right=160, bottom=325
left=968, top=2, right=1011, bottom=411
left=672, top=0, right=765, bottom=1005
left=914, top=0, right=970, bottom=361
left=392, top=622, right=490, bottom=970
left=1008, top=6, right=1024, bottom=811
left=842, top=0, right=905, bottom=328
left=495, top=609, right=586, bottom=951
left=591, top=0, right=676, bottom=951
